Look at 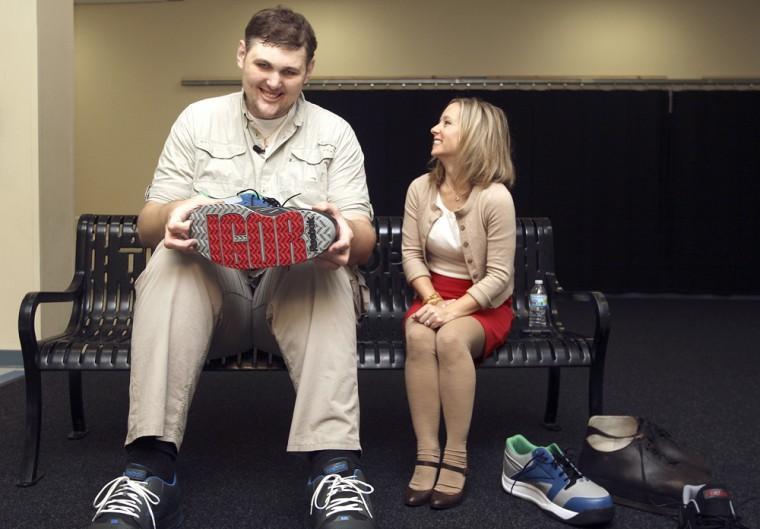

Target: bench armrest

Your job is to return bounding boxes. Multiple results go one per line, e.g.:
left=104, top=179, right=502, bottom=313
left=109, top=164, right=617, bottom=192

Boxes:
left=543, top=272, right=611, bottom=362
left=18, top=272, right=85, bottom=369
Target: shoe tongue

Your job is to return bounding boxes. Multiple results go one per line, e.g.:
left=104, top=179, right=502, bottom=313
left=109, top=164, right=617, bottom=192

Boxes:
left=696, top=486, right=734, bottom=517
left=124, top=463, right=151, bottom=481
left=321, top=457, right=355, bottom=478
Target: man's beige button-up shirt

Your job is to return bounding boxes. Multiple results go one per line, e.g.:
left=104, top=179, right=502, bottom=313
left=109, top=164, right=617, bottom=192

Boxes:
left=146, top=91, right=373, bottom=222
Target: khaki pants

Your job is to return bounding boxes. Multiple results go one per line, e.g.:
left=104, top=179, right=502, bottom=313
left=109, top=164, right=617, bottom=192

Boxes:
left=126, top=242, right=361, bottom=452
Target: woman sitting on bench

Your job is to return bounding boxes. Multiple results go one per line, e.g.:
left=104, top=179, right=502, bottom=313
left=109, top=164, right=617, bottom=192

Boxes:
left=401, top=97, right=517, bottom=510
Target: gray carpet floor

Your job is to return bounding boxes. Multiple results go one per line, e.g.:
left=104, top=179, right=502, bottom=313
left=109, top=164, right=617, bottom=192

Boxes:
left=0, top=296, right=758, bottom=528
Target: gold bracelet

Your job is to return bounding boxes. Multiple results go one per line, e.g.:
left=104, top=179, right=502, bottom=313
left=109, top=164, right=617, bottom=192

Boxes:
left=423, top=292, right=443, bottom=305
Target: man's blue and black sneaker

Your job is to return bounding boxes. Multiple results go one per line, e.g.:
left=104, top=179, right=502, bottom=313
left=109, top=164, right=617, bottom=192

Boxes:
left=502, top=434, right=614, bottom=526
left=85, top=464, right=182, bottom=529
left=308, top=457, right=376, bottom=529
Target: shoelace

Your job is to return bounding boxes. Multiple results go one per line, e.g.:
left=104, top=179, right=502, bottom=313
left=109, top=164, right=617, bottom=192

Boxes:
left=510, top=451, right=577, bottom=494
left=234, top=188, right=292, bottom=207
left=553, top=449, right=583, bottom=488
left=193, top=186, right=300, bottom=207
left=91, top=475, right=160, bottom=529
left=640, top=434, right=679, bottom=465
left=310, top=473, right=375, bottom=519
left=629, top=440, right=685, bottom=513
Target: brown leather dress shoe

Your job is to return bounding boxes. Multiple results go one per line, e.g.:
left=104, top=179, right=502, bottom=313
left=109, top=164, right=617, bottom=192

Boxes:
left=404, top=460, right=438, bottom=507
left=578, top=430, right=711, bottom=514
left=429, top=463, right=468, bottom=510
left=587, top=417, right=711, bottom=473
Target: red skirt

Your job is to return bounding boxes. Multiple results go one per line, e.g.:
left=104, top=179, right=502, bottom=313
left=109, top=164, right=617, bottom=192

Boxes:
left=404, top=272, right=514, bottom=360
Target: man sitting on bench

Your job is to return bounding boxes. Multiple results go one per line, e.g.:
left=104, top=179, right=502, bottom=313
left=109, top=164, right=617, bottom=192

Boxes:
left=82, top=6, right=377, bottom=529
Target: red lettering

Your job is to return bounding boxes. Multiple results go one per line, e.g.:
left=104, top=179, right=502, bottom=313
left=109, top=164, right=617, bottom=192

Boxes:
left=275, top=211, right=307, bottom=265
left=246, top=213, right=277, bottom=268
left=206, top=214, right=222, bottom=263
left=220, top=213, right=249, bottom=268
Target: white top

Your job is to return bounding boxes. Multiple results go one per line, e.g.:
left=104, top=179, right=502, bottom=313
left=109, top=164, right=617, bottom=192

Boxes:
left=426, top=193, right=470, bottom=279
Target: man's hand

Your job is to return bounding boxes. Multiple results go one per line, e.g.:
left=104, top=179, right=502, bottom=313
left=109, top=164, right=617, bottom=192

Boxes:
left=163, top=196, right=218, bottom=252
left=312, top=202, right=353, bottom=269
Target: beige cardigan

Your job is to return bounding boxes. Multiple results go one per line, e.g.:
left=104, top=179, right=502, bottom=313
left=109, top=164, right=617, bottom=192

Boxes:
left=401, top=174, right=516, bottom=309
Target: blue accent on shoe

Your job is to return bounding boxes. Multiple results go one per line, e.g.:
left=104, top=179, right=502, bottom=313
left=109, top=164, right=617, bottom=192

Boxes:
left=237, top=193, right=271, bottom=207
left=325, top=460, right=349, bottom=475
left=514, top=448, right=563, bottom=498
left=564, top=495, right=614, bottom=512
left=124, top=467, right=148, bottom=481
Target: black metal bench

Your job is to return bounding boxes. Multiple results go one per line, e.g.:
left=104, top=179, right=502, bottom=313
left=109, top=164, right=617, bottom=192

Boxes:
left=17, top=214, right=610, bottom=486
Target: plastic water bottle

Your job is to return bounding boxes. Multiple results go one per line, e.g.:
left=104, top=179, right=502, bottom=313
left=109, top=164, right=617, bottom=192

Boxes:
left=528, top=279, right=548, bottom=329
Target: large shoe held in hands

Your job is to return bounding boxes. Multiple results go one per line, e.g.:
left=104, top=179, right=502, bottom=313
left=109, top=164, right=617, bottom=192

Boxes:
left=189, top=191, right=337, bottom=270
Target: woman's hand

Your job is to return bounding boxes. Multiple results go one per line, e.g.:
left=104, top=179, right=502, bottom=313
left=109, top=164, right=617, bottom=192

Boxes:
left=412, top=302, right=458, bottom=330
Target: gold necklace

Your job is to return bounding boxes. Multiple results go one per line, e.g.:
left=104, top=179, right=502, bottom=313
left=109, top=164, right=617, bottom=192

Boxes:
left=445, top=179, right=469, bottom=202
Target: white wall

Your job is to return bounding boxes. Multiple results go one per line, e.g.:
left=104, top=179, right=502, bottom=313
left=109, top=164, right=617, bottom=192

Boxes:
left=38, top=0, right=75, bottom=339
left=0, top=1, right=41, bottom=351
left=0, top=0, right=75, bottom=352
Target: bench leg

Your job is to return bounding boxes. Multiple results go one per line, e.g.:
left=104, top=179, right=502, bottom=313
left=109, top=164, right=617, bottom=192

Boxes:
left=542, top=367, right=561, bottom=431
left=17, top=367, right=44, bottom=487
left=67, top=372, right=89, bottom=440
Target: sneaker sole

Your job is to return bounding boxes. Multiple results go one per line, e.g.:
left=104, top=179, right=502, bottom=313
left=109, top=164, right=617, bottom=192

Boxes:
left=189, top=203, right=336, bottom=270
left=501, top=473, right=614, bottom=526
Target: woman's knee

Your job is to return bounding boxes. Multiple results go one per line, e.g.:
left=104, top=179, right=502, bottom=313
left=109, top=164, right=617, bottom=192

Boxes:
left=405, top=321, right=436, bottom=359
left=435, top=326, right=475, bottom=363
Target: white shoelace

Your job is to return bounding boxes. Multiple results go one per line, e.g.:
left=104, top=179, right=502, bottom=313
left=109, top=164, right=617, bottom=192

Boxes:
left=310, top=473, right=375, bottom=519
left=91, top=475, right=160, bottom=529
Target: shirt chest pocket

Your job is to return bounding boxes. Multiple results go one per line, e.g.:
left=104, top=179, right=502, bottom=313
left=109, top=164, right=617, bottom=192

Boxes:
left=192, top=139, right=248, bottom=198
left=285, top=145, right=334, bottom=203
left=289, top=145, right=334, bottom=180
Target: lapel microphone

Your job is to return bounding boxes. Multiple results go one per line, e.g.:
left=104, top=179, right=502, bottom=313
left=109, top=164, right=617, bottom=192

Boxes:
left=253, top=144, right=265, bottom=155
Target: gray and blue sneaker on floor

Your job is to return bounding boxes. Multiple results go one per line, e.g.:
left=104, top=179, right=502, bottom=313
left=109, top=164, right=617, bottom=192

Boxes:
left=85, top=464, right=182, bottom=529
left=502, top=434, right=614, bottom=526
left=308, top=457, right=376, bottom=529
left=189, top=190, right=337, bottom=270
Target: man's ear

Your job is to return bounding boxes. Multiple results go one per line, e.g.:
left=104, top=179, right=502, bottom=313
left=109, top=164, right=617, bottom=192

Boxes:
left=304, top=58, right=316, bottom=83
left=236, top=39, right=247, bottom=69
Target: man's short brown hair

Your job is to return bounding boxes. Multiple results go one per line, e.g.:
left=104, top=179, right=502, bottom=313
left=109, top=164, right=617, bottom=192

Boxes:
left=245, top=6, right=318, bottom=63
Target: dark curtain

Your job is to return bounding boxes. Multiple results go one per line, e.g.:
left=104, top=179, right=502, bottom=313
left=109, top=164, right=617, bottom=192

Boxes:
left=306, top=89, right=760, bottom=295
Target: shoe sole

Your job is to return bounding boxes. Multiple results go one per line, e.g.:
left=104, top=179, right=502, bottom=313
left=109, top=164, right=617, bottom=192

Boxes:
left=189, top=203, right=336, bottom=270
left=610, top=494, right=679, bottom=515
left=501, top=473, right=615, bottom=526
left=588, top=475, right=680, bottom=515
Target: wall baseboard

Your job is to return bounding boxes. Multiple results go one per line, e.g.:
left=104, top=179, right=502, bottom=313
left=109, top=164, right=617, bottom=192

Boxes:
left=0, top=350, right=22, bottom=367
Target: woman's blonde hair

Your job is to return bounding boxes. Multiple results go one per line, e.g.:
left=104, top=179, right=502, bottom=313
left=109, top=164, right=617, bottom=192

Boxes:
left=430, top=97, right=515, bottom=189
